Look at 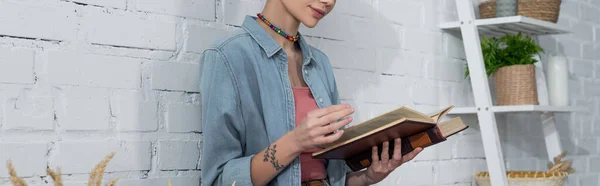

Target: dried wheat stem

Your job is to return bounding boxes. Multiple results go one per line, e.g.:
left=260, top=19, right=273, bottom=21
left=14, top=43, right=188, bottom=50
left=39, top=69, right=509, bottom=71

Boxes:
left=47, top=167, right=63, bottom=186
left=7, top=160, right=28, bottom=186
left=168, top=179, right=173, bottom=186
left=106, top=178, right=119, bottom=186
left=89, top=152, right=116, bottom=186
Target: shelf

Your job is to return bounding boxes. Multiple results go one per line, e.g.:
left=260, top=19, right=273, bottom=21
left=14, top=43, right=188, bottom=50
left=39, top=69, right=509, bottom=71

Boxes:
left=440, top=16, right=570, bottom=37
left=447, top=105, right=582, bottom=115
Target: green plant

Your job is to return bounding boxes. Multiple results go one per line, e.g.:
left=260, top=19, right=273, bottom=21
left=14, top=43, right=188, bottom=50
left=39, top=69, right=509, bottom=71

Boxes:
left=465, top=32, right=544, bottom=78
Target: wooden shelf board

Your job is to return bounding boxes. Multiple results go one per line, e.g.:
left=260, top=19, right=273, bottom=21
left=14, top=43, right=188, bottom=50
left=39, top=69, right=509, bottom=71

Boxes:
left=447, top=105, right=581, bottom=115
left=440, top=16, right=570, bottom=37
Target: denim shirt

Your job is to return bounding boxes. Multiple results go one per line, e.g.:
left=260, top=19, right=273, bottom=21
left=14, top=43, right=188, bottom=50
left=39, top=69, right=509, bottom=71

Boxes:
left=199, top=15, right=352, bottom=186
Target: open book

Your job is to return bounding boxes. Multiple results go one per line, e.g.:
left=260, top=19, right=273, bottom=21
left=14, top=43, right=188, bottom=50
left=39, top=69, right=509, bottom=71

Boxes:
left=312, top=106, right=468, bottom=171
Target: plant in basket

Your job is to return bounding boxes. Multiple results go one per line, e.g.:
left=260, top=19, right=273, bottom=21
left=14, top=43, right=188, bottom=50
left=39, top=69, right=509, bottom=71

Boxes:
left=465, top=32, right=544, bottom=105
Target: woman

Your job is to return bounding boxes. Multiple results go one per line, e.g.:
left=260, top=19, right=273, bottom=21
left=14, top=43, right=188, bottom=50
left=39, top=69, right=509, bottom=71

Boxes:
left=199, top=0, right=423, bottom=185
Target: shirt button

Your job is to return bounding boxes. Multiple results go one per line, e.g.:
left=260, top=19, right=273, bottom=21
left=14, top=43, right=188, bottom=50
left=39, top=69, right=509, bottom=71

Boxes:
left=318, top=98, right=323, bottom=103
left=304, top=70, right=308, bottom=75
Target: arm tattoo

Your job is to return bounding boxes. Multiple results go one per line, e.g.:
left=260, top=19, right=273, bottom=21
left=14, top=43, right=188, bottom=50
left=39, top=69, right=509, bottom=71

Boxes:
left=263, top=144, right=285, bottom=170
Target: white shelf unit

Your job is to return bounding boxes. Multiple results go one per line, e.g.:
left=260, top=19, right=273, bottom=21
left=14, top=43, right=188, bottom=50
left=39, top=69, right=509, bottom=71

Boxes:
left=440, top=1, right=576, bottom=186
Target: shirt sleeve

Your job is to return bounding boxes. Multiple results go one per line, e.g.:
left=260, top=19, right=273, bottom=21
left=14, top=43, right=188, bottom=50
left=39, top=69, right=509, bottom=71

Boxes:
left=200, top=48, right=254, bottom=186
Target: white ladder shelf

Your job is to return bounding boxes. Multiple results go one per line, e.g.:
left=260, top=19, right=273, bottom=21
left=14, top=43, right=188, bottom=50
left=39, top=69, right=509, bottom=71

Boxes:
left=439, top=0, right=577, bottom=185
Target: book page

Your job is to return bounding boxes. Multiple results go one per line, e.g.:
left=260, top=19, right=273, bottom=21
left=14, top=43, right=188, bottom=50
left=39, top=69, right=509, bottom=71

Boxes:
left=322, top=107, right=432, bottom=148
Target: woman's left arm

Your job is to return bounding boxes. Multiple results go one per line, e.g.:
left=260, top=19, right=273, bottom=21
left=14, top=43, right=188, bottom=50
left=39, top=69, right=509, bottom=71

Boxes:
left=344, top=138, right=423, bottom=186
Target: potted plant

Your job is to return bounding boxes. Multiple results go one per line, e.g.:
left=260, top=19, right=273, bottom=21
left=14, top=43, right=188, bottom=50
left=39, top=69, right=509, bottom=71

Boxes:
left=465, top=32, right=544, bottom=105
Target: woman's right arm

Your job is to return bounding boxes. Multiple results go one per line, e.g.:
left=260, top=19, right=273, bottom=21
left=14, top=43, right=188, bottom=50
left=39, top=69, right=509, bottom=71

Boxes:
left=200, top=49, right=354, bottom=186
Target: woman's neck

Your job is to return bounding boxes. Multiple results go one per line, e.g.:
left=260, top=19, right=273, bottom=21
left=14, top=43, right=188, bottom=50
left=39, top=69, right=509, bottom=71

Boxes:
left=258, top=1, right=301, bottom=51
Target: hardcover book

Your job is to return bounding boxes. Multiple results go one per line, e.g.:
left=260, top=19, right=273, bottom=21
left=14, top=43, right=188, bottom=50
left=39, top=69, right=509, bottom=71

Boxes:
left=312, top=106, right=468, bottom=171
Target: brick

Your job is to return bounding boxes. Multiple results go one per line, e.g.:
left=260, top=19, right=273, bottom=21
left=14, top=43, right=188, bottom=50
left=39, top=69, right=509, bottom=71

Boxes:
left=537, top=36, right=558, bottom=54
left=55, top=141, right=152, bottom=173
left=0, top=143, right=47, bottom=177
left=557, top=38, right=582, bottom=58
left=72, top=0, right=126, bottom=9
left=590, top=157, right=600, bottom=173
left=506, top=158, right=538, bottom=170
left=568, top=79, right=583, bottom=97
left=377, top=50, right=423, bottom=77
left=423, top=58, right=464, bottom=81
left=584, top=80, right=600, bottom=97
left=580, top=114, right=594, bottom=137
left=115, top=177, right=200, bottom=186
left=455, top=135, right=485, bottom=158
left=577, top=138, right=598, bottom=155
left=571, top=59, right=594, bottom=78
left=186, top=26, right=230, bottom=53
left=365, top=75, right=412, bottom=105
left=414, top=137, right=454, bottom=161
left=355, top=18, right=401, bottom=48
left=0, top=47, right=35, bottom=84
left=570, top=20, right=594, bottom=42
left=583, top=44, right=600, bottom=60
left=136, top=0, right=215, bottom=20
left=445, top=32, right=466, bottom=59
left=579, top=174, right=599, bottom=186
left=580, top=5, right=600, bottom=23
left=158, top=141, right=200, bottom=170
left=81, top=8, right=177, bottom=50
left=412, top=80, right=451, bottom=106
left=321, top=40, right=376, bottom=72
left=379, top=0, right=423, bottom=27
left=151, top=62, right=200, bottom=92
left=437, top=159, right=487, bottom=184
left=110, top=90, right=158, bottom=132
left=381, top=162, right=433, bottom=185
left=4, top=91, right=53, bottom=130
left=332, top=69, right=373, bottom=100
left=166, top=103, right=201, bottom=133
left=333, top=0, right=374, bottom=18
left=404, top=29, right=443, bottom=54
left=300, top=13, right=354, bottom=41
left=0, top=2, right=77, bottom=41
left=559, top=0, right=580, bottom=18
left=224, top=0, right=264, bottom=26
left=48, top=51, right=141, bottom=89
left=54, top=88, right=110, bottom=131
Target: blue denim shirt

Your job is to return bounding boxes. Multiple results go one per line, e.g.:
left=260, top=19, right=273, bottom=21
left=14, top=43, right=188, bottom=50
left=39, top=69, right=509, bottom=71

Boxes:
left=199, top=16, right=352, bottom=186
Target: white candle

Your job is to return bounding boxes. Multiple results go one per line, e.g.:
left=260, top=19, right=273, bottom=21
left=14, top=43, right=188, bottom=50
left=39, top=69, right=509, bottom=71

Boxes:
left=545, top=55, right=569, bottom=106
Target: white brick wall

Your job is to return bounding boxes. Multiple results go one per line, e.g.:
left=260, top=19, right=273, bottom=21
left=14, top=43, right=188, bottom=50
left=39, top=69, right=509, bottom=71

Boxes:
left=0, top=0, right=595, bottom=185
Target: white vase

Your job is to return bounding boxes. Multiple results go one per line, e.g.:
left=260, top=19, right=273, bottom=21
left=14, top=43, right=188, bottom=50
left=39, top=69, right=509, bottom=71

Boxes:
left=545, top=56, right=569, bottom=106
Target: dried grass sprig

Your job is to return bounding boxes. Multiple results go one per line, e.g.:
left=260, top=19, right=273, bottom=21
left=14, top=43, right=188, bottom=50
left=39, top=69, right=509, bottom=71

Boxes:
left=7, top=160, right=27, bottom=186
left=47, top=167, right=63, bottom=186
left=89, top=152, right=116, bottom=186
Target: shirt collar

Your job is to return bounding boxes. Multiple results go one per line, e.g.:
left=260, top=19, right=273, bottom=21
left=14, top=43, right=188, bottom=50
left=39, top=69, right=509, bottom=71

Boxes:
left=242, top=15, right=314, bottom=66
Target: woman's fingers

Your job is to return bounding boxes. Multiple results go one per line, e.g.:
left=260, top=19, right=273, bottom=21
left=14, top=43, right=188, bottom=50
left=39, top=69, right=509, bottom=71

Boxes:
left=308, top=104, right=351, bottom=119
left=390, top=138, right=403, bottom=167
left=318, top=116, right=353, bottom=135
left=371, top=146, right=379, bottom=163
left=381, top=141, right=389, bottom=163
left=401, top=147, right=423, bottom=163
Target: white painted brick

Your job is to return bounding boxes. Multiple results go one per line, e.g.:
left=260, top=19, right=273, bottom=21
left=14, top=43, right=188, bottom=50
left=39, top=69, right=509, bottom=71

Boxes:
left=136, top=0, right=215, bottom=20
left=584, top=80, right=600, bottom=97
left=538, top=36, right=558, bottom=53
left=424, top=58, right=464, bottom=81
left=570, top=20, right=595, bottom=42
left=583, top=44, right=600, bottom=60
left=571, top=59, right=594, bottom=78
left=48, top=51, right=141, bottom=89
left=186, top=26, right=230, bottom=53
left=378, top=162, right=433, bottom=186
left=412, top=80, right=451, bottom=106
left=55, top=141, right=152, bottom=174
left=414, top=137, right=455, bottom=161
left=321, top=40, right=376, bottom=72
left=557, top=38, right=582, bottom=58
left=377, top=50, right=424, bottom=77
left=404, top=29, right=443, bottom=54
left=580, top=5, right=600, bottom=23
left=0, top=143, right=47, bottom=177
left=445, top=32, right=466, bottom=59
left=379, top=0, right=423, bottom=27
left=4, top=90, right=53, bottom=130
left=224, top=0, right=265, bottom=26
left=578, top=138, right=598, bottom=155
left=0, top=2, right=77, bottom=41
left=363, top=19, right=402, bottom=48
left=589, top=157, right=600, bottom=173
left=506, top=158, right=539, bottom=170
left=300, top=13, right=354, bottom=41
left=72, top=0, right=126, bottom=9
left=366, top=75, right=412, bottom=105
left=334, top=0, right=374, bottom=18
left=578, top=174, right=599, bottom=186
left=158, top=141, right=200, bottom=170
left=0, top=47, right=35, bottom=84
left=455, top=135, right=485, bottom=158
left=568, top=79, right=584, bottom=98
left=332, top=69, right=374, bottom=100
left=54, top=87, right=110, bottom=131
left=437, top=159, right=487, bottom=184
left=114, top=177, right=200, bottom=186
left=110, top=90, right=158, bottom=132
left=166, top=103, right=202, bottom=133
left=151, top=62, right=200, bottom=92
left=559, top=0, right=580, bottom=18
left=81, top=8, right=177, bottom=50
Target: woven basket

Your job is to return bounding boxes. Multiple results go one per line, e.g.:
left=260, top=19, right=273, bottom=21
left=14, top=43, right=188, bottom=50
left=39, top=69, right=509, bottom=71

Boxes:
left=475, top=171, right=568, bottom=186
left=493, top=64, right=539, bottom=105
left=479, top=0, right=562, bottom=23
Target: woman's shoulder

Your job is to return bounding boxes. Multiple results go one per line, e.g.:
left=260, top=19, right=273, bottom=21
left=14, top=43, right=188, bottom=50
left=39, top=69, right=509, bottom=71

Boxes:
left=205, top=28, right=259, bottom=55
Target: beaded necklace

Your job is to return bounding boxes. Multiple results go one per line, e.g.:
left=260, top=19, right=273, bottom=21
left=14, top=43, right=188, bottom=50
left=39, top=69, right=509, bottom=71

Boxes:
left=257, top=13, right=299, bottom=42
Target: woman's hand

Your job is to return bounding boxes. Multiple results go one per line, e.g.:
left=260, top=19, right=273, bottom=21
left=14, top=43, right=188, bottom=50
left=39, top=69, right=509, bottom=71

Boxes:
left=363, top=138, right=423, bottom=185
left=291, top=104, right=354, bottom=153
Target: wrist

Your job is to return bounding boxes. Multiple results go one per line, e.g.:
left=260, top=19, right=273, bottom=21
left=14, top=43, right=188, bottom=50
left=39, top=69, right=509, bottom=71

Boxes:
left=285, top=130, right=304, bottom=155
